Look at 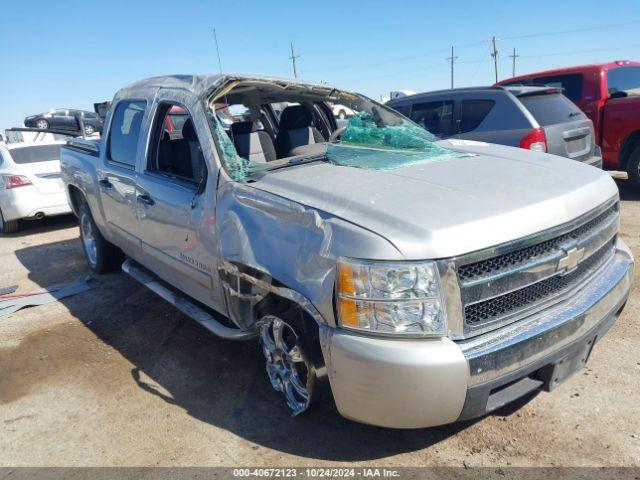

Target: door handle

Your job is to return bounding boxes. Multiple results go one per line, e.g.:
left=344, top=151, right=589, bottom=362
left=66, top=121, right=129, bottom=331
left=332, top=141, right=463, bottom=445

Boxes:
left=137, top=194, right=154, bottom=206
left=98, top=178, right=112, bottom=188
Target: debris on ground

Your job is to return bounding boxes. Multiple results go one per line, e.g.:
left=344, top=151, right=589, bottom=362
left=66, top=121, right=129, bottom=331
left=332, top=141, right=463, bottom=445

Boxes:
left=0, top=276, right=91, bottom=317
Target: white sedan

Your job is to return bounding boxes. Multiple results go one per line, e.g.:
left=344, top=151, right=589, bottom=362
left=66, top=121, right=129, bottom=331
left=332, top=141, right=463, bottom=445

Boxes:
left=0, top=141, right=72, bottom=233
left=330, top=103, right=356, bottom=120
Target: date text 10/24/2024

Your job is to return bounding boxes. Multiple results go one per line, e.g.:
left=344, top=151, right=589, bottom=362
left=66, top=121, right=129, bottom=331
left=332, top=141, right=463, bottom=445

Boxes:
left=232, top=468, right=400, bottom=478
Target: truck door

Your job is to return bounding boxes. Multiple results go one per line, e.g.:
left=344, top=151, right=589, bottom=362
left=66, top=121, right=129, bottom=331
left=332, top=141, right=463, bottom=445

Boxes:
left=135, top=100, right=224, bottom=311
left=98, top=100, right=147, bottom=258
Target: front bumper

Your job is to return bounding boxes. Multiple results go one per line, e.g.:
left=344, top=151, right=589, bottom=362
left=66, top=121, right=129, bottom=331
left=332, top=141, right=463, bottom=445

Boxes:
left=320, top=239, right=633, bottom=429
left=0, top=186, right=71, bottom=221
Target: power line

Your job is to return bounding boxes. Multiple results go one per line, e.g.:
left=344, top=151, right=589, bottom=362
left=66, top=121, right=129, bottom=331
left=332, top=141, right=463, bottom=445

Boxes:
left=467, top=44, right=491, bottom=84
left=519, top=43, right=640, bottom=59
left=304, top=20, right=640, bottom=77
left=304, top=46, right=451, bottom=74
left=502, top=20, right=640, bottom=40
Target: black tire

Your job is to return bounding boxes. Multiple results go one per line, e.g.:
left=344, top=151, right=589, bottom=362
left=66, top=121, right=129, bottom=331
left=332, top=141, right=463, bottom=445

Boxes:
left=35, top=119, right=49, bottom=130
left=78, top=203, right=123, bottom=274
left=626, top=146, right=640, bottom=189
left=0, top=208, right=19, bottom=234
left=84, top=124, right=95, bottom=135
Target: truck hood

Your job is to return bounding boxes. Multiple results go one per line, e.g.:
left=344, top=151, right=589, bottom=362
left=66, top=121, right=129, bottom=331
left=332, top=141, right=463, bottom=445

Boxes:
left=250, top=140, right=618, bottom=259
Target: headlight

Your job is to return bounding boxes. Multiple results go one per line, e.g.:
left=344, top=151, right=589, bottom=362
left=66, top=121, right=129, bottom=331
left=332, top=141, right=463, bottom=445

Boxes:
left=336, top=258, right=446, bottom=337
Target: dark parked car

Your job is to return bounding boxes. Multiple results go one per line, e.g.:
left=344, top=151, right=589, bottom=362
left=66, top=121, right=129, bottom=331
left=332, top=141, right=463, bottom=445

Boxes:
left=387, top=86, right=602, bottom=167
left=24, top=109, right=104, bottom=135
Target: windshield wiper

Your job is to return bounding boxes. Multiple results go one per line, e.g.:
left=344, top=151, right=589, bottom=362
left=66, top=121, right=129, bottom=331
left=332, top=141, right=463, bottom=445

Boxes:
left=283, top=153, right=327, bottom=167
left=248, top=154, right=328, bottom=179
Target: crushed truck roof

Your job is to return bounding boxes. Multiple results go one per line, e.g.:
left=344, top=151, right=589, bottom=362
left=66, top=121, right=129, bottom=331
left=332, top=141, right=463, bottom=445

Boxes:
left=117, top=73, right=340, bottom=99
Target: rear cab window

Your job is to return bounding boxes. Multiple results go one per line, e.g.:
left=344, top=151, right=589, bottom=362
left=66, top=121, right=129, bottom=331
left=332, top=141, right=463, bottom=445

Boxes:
left=607, top=66, right=640, bottom=97
left=505, top=73, right=584, bottom=103
left=518, top=93, right=584, bottom=126
left=8, top=144, right=61, bottom=164
left=146, top=102, right=207, bottom=186
left=107, top=100, right=146, bottom=168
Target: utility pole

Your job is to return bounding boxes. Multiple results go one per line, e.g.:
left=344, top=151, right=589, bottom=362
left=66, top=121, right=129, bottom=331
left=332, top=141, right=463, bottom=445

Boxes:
left=509, top=47, right=519, bottom=78
left=289, top=41, right=300, bottom=79
left=446, top=46, right=458, bottom=89
left=491, top=36, right=499, bottom=83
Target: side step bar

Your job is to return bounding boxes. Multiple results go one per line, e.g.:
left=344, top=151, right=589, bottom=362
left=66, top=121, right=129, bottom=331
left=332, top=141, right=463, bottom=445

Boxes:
left=122, top=259, right=257, bottom=341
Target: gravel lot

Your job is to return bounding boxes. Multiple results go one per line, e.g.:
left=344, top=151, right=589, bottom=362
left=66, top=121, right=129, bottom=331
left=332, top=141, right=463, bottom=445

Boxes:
left=0, top=177, right=639, bottom=468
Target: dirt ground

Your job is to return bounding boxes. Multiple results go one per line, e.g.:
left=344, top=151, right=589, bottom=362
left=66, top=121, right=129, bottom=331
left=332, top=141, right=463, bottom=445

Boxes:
left=0, top=177, right=639, bottom=468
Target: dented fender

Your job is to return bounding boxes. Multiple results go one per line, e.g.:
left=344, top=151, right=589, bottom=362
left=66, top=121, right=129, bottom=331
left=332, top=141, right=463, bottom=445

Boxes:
left=215, top=177, right=404, bottom=328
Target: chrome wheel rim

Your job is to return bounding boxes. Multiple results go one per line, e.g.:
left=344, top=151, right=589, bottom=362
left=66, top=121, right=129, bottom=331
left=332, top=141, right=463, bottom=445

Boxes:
left=260, top=316, right=311, bottom=415
left=80, top=214, right=97, bottom=266
left=84, top=125, right=94, bottom=135
left=36, top=120, right=48, bottom=129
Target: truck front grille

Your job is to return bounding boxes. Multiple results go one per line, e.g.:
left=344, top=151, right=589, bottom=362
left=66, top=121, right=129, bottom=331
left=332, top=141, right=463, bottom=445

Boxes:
left=455, top=200, right=619, bottom=337
left=458, top=205, right=617, bottom=282
left=464, top=237, right=615, bottom=326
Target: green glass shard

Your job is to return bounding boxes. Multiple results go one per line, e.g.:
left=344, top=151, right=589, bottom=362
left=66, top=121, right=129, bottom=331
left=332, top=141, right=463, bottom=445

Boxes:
left=326, top=111, right=467, bottom=170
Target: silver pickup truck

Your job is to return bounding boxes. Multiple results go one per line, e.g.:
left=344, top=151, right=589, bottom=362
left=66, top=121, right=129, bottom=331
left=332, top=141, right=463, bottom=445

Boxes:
left=61, top=74, right=633, bottom=429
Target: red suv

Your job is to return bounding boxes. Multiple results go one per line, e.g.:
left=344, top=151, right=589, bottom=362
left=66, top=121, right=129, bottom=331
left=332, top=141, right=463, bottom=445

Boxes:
left=498, top=61, right=640, bottom=186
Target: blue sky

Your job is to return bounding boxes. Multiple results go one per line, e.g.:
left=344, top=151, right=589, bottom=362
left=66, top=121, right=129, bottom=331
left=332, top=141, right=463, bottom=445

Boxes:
left=1, top=0, right=639, bottom=131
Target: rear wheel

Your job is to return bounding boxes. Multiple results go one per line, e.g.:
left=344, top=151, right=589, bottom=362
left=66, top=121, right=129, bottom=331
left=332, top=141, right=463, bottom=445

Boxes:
left=78, top=203, right=123, bottom=273
left=0, top=208, right=19, bottom=234
left=626, top=146, right=640, bottom=189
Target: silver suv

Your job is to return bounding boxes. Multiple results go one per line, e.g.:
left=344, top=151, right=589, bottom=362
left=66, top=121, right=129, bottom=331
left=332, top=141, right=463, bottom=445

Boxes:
left=387, top=86, right=602, bottom=168
left=60, top=74, right=632, bottom=428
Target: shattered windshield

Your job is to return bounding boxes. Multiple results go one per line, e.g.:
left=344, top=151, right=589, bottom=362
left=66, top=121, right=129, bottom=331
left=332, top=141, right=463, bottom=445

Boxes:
left=206, top=80, right=466, bottom=181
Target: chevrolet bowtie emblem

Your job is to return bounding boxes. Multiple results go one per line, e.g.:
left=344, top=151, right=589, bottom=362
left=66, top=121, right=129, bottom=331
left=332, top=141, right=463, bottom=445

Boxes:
left=557, top=246, right=585, bottom=274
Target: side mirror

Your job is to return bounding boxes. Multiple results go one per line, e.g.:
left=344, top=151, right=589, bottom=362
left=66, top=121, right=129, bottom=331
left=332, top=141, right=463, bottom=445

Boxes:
left=609, top=91, right=628, bottom=99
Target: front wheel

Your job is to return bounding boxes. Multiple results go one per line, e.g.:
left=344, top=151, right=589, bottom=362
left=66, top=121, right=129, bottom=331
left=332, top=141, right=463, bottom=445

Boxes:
left=0, top=208, right=19, bottom=234
left=626, top=146, right=640, bottom=189
left=78, top=203, right=123, bottom=273
left=36, top=119, right=49, bottom=130
left=338, top=110, right=347, bottom=120
left=259, top=314, right=327, bottom=415
left=84, top=124, right=95, bottom=135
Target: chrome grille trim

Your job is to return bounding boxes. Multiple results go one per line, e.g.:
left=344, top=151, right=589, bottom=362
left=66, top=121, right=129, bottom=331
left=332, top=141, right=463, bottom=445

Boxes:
left=458, top=202, right=618, bottom=283
left=460, top=210, right=618, bottom=305
left=452, top=196, right=619, bottom=338
left=464, top=238, right=616, bottom=328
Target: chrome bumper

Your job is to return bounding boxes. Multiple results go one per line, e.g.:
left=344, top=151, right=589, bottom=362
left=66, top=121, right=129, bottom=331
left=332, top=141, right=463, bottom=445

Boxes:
left=320, top=240, right=632, bottom=429
left=458, top=239, right=633, bottom=386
